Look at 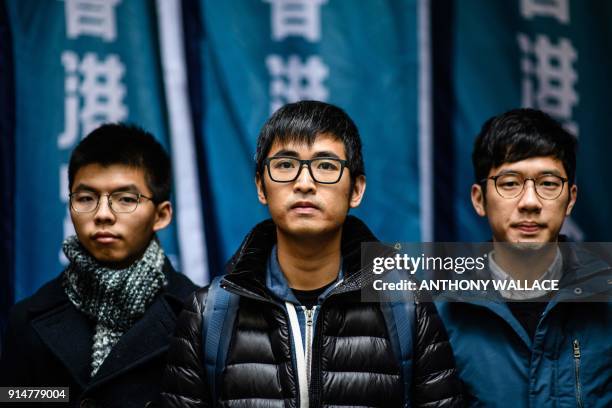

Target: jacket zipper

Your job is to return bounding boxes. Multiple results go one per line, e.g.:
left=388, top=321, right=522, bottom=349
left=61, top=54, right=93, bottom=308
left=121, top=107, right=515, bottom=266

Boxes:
left=285, top=303, right=317, bottom=408
left=573, top=339, right=583, bottom=408
left=223, top=279, right=358, bottom=408
left=304, top=307, right=315, bottom=387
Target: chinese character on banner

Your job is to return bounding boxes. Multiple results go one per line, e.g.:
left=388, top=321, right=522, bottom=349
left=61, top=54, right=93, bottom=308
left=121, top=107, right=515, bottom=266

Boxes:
left=517, top=33, right=579, bottom=135
left=520, top=0, right=569, bottom=24
left=264, top=0, right=327, bottom=42
left=65, top=0, right=121, bottom=41
left=58, top=51, right=128, bottom=149
left=266, top=54, right=329, bottom=113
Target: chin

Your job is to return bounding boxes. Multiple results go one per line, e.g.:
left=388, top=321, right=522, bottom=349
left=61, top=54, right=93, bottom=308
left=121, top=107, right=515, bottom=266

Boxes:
left=506, top=232, right=553, bottom=245
left=506, top=241, right=549, bottom=252
left=87, top=248, right=126, bottom=265
left=288, top=225, right=326, bottom=237
left=282, top=219, right=333, bottom=237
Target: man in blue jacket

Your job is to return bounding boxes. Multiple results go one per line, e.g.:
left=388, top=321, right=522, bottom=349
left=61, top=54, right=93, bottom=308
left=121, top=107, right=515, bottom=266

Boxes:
left=436, top=108, right=612, bottom=407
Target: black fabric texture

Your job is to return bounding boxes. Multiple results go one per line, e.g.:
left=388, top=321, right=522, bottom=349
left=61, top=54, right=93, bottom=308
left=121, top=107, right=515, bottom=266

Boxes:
left=160, top=216, right=463, bottom=408
left=291, top=280, right=335, bottom=309
left=0, top=260, right=197, bottom=408
left=507, top=300, right=549, bottom=340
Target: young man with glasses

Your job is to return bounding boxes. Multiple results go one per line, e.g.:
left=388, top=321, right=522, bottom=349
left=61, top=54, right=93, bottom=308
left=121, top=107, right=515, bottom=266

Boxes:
left=0, top=124, right=197, bottom=407
left=435, top=108, right=612, bottom=407
left=161, top=101, right=462, bottom=407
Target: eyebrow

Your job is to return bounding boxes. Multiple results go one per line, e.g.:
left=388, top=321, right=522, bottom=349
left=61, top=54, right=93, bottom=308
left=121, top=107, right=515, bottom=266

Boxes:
left=73, top=183, right=142, bottom=193
left=497, top=169, right=564, bottom=177
left=270, top=149, right=343, bottom=159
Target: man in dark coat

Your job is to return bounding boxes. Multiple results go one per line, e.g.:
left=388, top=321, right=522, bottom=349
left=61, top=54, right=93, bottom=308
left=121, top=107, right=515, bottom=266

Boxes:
left=160, top=101, right=463, bottom=407
left=0, top=124, right=197, bottom=407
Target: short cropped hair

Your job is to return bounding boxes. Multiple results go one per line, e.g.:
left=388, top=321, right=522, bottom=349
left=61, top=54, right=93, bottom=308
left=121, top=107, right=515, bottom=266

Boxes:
left=68, top=123, right=172, bottom=203
left=472, top=108, right=577, bottom=184
left=255, top=101, right=365, bottom=180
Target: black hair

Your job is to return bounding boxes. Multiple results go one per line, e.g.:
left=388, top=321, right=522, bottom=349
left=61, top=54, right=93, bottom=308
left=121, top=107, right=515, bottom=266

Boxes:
left=68, top=123, right=172, bottom=203
left=473, top=108, right=577, bottom=184
left=255, top=101, right=365, bottom=180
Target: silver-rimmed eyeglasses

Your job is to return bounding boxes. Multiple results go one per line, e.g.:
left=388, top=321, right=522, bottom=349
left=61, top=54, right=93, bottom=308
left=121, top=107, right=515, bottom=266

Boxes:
left=482, top=173, right=568, bottom=200
left=69, top=191, right=153, bottom=213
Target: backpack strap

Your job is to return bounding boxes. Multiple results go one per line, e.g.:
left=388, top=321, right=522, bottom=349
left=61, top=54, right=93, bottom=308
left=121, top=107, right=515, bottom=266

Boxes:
left=382, top=299, right=416, bottom=407
left=201, top=276, right=240, bottom=405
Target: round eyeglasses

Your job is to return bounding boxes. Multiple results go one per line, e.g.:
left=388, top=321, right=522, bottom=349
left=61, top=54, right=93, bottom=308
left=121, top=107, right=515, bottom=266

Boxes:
left=265, top=157, right=348, bottom=184
left=482, top=173, right=568, bottom=200
left=69, top=191, right=153, bottom=213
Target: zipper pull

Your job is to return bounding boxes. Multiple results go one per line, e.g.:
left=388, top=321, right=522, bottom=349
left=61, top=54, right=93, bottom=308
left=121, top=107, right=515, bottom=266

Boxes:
left=305, top=308, right=314, bottom=326
left=573, top=339, right=581, bottom=358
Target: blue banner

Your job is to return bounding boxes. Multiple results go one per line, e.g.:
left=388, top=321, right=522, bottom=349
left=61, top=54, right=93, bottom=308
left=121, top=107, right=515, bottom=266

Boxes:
left=192, top=0, right=422, bottom=261
left=451, top=0, right=612, bottom=241
left=0, top=0, right=16, bottom=330
left=6, top=0, right=179, bottom=301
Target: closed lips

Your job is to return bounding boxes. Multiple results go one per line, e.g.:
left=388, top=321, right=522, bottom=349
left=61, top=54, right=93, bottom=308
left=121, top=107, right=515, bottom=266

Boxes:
left=291, top=201, right=319, bottom=209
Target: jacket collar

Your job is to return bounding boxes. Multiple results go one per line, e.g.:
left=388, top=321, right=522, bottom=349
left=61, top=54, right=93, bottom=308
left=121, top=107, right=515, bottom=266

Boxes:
left=441, top=242, right=612, bottom=347
left=223, top=216, right=379, bottom=299
left=555, top=243, right=612, bottom=300
left=437, top=239, right=611, bottom=302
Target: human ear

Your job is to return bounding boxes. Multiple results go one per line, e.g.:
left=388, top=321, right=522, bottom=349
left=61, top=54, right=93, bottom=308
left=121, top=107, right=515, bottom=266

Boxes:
left=153, top=201, right=173, bottom=231
left=349, top=175, right=366, bottom=208
left=255, top=174, right=268, bottom=205
left=471, top=184, right=487, bottom=217
left=565, top=184, right=577, bottom=216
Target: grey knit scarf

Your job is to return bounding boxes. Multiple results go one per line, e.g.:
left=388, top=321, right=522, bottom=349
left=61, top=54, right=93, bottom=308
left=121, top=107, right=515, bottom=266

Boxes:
left=62, top=235, right=167, bottom=377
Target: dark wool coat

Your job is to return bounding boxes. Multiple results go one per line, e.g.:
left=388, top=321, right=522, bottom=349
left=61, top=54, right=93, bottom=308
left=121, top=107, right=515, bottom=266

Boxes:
left=0, top=259, right=197, bottom=408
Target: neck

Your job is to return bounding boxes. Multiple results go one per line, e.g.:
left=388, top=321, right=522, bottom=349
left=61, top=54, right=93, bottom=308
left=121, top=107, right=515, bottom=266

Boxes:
left=492, top=242, right=557, bottom=284
left=276, top=228, right=342, bottom=290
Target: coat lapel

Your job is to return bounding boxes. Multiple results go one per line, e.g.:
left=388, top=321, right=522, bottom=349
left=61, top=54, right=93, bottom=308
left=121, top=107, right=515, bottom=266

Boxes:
left=31, top=303, right=94, bottom=388
left=87, top=293, right=177, bottom=388
left=27, top=261, right=194, bottom=391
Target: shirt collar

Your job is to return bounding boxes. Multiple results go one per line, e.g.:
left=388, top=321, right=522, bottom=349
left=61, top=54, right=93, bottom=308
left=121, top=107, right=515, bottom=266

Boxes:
left=266, top=245, right=344, bottom=304
left=489, top=246, right=563, bottom=300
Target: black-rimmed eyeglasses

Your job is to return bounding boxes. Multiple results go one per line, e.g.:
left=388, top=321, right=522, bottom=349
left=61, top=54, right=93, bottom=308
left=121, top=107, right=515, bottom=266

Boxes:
left=265, top=157, right=348, bottom=184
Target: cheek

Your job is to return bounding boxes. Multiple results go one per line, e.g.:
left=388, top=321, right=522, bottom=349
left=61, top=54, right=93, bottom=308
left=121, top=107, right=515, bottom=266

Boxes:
left=119, top=219, right=156, bottom=257
left=485, top=202, right=514, bottom=233
left=322, top=189, right=351, bottom=218
left=70, top=214, right=89, bottom=236
left=333, top=194, right=351, bottom=214
left=262, top=185, right=289, bottom=209
left=132, top=213, right=157, bottom=234
left=549, top=202, right=570, bottom=223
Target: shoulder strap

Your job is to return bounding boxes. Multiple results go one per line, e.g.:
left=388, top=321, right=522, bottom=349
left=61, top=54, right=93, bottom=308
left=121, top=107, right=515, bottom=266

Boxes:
left=382, top=299, right=416, bottom=408
left=201, top=276, right=240, bottom=406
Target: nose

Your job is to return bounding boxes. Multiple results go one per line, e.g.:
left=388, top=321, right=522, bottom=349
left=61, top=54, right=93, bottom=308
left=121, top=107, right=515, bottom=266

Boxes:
left=94, top=195, right=116, bottom=224
left=517, top=179, right=542, bottom=213
left=293, top=164, right=316, bottom=194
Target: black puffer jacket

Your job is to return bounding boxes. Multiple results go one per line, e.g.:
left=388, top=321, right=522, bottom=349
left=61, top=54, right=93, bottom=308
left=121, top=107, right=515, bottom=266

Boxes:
left=161, top=217, right=463, bottom=407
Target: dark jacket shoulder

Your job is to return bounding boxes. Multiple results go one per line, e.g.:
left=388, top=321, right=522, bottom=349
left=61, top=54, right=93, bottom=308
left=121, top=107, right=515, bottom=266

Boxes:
left=0, top=257, right=199, bottom=407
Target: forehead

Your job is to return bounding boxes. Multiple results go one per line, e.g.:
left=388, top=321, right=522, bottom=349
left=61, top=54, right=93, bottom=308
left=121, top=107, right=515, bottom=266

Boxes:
left=72, top=164, right=149, bottom=192
left=489, top=156, right=567, bottom=177
left=267, top=133, right=346, bottom=158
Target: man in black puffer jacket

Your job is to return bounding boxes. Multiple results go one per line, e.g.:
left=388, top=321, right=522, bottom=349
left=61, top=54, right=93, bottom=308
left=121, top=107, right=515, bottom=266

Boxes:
left=161, top=101, right=462, bottom=408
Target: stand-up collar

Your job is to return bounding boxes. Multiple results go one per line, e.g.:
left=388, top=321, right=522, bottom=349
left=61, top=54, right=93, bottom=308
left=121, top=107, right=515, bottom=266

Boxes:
left=223, top=216, right=378, bottom=297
